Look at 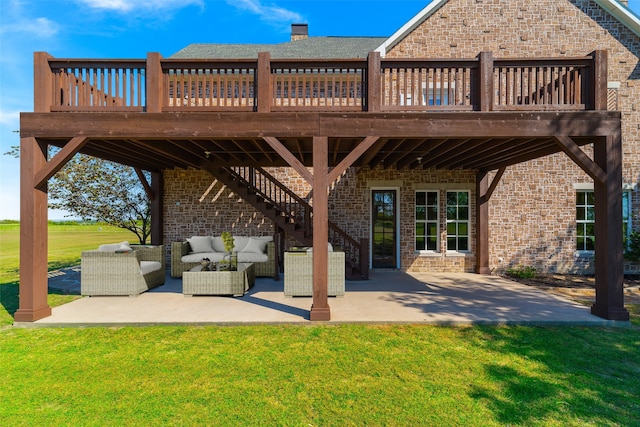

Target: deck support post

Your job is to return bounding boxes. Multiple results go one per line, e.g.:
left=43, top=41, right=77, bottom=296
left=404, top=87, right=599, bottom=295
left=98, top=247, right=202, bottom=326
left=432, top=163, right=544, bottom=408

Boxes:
left=476, top=167, right=505, bottom=274
left=15, top=137, right=51, bottom=322
left=310, top=136, right=330, bottom=321
left=475, top=171, right=491, bottom=274
left=151, top=172, right=164, bottom=246
left=591, top=134, right=629, bottom=321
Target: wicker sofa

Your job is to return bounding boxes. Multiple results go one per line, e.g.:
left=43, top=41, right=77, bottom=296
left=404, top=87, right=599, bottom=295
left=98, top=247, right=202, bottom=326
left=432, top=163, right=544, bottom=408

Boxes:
left=284, top=251, right=345, bottom=297
left=81, top=243, right=165, bottom=296
left=171, top=235, right=276, bottom=278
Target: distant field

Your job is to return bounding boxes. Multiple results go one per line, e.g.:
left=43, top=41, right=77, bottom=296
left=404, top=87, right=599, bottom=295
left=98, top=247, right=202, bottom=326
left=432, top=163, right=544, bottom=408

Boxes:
left=0, top=222, right=137, bottom=284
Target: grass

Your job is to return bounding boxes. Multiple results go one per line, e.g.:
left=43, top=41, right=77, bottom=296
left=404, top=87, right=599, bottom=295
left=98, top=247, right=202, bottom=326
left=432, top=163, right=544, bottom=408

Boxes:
left=0, top=222, right=137, bottom=324
left=1, top=324, right=639, bottom=425
left=1, top=223, right=639, bottom=425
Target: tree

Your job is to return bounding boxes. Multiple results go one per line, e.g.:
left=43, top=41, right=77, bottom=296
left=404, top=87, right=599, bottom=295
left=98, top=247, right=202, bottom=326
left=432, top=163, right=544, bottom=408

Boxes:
left=5, top=147, right=152, bottom=243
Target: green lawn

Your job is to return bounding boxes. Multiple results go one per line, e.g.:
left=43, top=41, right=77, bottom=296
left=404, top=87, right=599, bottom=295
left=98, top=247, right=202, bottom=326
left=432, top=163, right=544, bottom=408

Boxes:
left=1, top=223, right=639, bottom=425
left=1, top=324, right=639, bottom=426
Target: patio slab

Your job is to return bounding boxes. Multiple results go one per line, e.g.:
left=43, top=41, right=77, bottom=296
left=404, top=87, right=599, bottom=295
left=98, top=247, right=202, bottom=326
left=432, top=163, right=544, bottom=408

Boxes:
left=21, top=270, right=623, bottom=327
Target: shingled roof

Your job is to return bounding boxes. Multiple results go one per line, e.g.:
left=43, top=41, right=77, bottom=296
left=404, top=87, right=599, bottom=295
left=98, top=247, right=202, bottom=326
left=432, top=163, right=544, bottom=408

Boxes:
left=170, top=36, right=387, bottom=59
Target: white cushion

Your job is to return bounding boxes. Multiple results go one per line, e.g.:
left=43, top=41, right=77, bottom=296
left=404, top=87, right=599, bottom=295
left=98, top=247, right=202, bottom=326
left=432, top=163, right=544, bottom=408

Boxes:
left=232, top=236, right=250, bottom=253
left=187, top=236, right=214, bottom=253
left=211, top=236, right=226, bottom=252
left=241, top=237, right=269, bottom=254
left=140, top=261, right=162, bottom=275
left=98, top=241, right=131, bottom=252
left=254, top=236, right=273, bottom=242
left=181, top=252, right=226, bottom=263
left=237, top=252, right=268, bottom=263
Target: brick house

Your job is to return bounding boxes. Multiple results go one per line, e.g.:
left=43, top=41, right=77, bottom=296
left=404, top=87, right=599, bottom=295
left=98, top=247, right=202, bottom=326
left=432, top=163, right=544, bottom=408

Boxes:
left=17, top=0, right=639, bottom=321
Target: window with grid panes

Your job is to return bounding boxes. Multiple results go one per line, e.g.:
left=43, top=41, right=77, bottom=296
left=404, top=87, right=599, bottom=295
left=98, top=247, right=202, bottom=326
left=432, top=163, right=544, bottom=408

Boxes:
left=415, top=191, right=439, bottom=251
left=576, top=191, right=595, bottom=251
left=446, top=191, right=469, bottom=251
left=576, top=190, right=632, bottom=251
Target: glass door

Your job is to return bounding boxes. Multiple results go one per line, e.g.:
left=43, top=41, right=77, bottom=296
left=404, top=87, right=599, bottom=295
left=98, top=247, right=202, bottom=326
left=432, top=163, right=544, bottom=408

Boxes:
left=372, top=190, right=397, bottom=268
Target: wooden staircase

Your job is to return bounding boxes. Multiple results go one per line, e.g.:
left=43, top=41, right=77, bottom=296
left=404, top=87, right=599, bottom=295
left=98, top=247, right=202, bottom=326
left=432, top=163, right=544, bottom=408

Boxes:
left=213, top=166, right=369, bottom=280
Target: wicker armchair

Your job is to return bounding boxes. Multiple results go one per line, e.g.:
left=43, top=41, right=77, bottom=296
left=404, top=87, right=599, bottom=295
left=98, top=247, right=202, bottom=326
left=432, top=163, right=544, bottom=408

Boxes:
left=81, top=245, right=165, bottom=296
left=284, top=251, right=345, bottom=297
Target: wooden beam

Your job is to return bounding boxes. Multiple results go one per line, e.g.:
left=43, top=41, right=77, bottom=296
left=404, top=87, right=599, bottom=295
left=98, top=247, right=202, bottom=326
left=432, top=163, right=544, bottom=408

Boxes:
left=257, top=52, right=272, bottom=113
left=146, top=53, right=163, bottom=113
left=34, top=136, right=88, bottom=190
left=150, top=172, right=164, bottom=246
left=591, top=50, right=608, bottom=111
left=263, top=136, right=313, bottom=185
left=15, top=137, right=51, bottom=322
left=478, top=51, right=494, bottom=112
left=367, top=52, right=381, bottom=113
left=21, top=111, right=622, bottom=140
left=554, top=136, right=606, bottom=183
left=327, top=136, right=379, bottom=183
left=358, top=137, right=388, bottom=167
left=34, top=52, right=53, bottom=113
left=134, top=167, right=154, bottom=200
left=480, top=166, right=506, bottom=204
left=310, top=136, right=330, bottom=321
left=591, top=134, right=629, bottom=320
left=476, top=170, right=490, bottom=274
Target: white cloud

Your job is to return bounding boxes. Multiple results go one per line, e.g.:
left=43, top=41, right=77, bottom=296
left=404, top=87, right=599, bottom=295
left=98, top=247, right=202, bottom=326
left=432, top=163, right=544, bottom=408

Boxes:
left=77, top=0, right=204, bottom=13
left=229, top=0, right=303, bottom=24
left=0, top=16, right=59, bottom=38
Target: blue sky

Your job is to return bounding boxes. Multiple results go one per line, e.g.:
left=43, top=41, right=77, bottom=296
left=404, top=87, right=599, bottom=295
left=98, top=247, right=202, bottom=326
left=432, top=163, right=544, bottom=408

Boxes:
left=0, top=0, right=639, bottom=220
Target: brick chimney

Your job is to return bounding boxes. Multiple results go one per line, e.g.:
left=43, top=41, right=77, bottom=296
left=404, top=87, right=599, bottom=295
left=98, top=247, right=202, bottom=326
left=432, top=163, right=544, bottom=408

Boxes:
left=291, top=23, right=308, bottom=41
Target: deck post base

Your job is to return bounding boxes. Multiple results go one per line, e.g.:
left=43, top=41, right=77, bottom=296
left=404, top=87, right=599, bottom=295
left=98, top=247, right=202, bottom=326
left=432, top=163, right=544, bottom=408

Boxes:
left=591, top=304, right=629, bottom=321
left=310, top=305, right=331, bottom=321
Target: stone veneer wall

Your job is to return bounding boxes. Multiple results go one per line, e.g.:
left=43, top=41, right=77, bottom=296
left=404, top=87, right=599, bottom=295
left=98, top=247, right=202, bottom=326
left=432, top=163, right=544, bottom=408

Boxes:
left=163, top=168, right=274, bottom=261
left=385, top=0, right=640, bottom=273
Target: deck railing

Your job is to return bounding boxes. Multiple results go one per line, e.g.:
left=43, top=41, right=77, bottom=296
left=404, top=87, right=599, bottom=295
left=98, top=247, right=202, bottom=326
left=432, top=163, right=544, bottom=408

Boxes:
left=34, top=51, right=608, bottom=113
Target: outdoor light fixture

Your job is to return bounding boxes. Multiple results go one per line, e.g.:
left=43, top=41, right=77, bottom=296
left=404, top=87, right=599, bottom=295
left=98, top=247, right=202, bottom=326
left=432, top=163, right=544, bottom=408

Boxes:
left=204, top=151, right=211, bottom=159
left=417, top=156, right=423, bottom=164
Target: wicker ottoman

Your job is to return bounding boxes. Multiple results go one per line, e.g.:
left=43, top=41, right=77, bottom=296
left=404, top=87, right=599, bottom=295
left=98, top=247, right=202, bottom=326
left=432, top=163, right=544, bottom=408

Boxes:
left=183, top=263, right=255, bottom=297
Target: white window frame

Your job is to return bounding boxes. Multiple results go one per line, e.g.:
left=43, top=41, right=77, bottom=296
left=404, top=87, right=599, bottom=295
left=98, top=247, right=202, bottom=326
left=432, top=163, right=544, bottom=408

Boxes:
left=575, top=189, right=595, bottom=253
left=415, top=190, right=439, bottom=253
left=445, top=190, right=471, bottom=253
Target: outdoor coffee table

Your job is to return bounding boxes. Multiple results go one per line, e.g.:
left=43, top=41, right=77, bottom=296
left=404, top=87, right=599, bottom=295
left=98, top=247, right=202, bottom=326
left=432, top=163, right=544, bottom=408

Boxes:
left=183, top=263, right=255, bottom=297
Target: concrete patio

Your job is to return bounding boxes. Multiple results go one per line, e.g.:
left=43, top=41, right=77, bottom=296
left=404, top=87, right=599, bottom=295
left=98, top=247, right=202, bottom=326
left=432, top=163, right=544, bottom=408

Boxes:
left=17, top=269, right=623, bottom=327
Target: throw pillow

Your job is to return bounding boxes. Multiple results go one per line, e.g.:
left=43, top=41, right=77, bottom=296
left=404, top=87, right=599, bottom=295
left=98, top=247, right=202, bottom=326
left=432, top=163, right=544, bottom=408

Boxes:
left=187, top=236, right=214, bottom=253
left=211, top=236, right=226, bottom=252
left=232, top=236, right=250, bottom=253
left=241, top=237, right=269, bottom=254
left=98, top=241, right=131, bottom=252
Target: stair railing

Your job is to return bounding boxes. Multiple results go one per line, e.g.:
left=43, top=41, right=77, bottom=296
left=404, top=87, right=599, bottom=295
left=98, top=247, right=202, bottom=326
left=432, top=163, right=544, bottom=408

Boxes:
left=222, top=166, right=368, bottom=278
